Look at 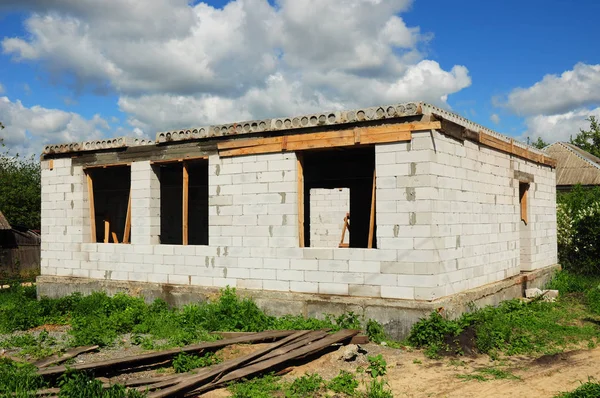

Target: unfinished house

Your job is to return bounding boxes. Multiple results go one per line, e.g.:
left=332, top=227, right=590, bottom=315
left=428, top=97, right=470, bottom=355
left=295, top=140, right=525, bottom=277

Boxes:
left=37, top=102, right=559, bottom=338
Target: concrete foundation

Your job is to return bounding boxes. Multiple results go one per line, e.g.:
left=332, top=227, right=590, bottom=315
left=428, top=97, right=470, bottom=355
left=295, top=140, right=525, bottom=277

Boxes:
left=37, top=263, right=559, bottom=340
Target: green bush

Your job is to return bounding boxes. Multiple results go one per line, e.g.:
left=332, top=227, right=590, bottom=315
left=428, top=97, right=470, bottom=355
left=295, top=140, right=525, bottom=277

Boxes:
left=557, top=186, right=600, bottom=275
left=328, top=370, right=358, bottom=395
left=0, top=358, right=46, bottom=397
left=555, top=380, right=600, bottom=398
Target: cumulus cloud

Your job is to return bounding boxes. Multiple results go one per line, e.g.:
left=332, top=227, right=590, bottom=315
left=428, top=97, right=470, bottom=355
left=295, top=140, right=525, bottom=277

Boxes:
left=490, top=113, right=500, bottom=124
left=520, top=107, right=600, bottom=143
left=0, top=95, right=111, bottom=155
left=2, top=0, right=472, bottom=139
left=506, top=63, right=600, bottom=116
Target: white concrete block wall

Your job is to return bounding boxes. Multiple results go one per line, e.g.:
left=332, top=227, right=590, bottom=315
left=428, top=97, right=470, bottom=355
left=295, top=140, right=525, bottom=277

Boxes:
left=40, top=127, right=557, bottom=302
left=310, top=188, right=349, bottom=247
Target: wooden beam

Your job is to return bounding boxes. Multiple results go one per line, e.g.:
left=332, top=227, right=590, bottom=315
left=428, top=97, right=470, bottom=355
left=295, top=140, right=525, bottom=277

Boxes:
left=111, top=231, right=119, bottom=244
left=83, top=162, right=131, bottom=170
left=368, top=169, right=376, bottom=249
left=86, top=172, right=96, bottom=243
left=297, top=154, right=305, bottom=248
left=217, top=122, right=439, bottom=158
left=150, top=156, right=208, bottom=165
left=182, top=162, right=189, bottom=245
left=520, top=183, right=529, bottom=225
left=122, top=191, right=132, bottom=244
left=104, top=218, right=110, bottom=244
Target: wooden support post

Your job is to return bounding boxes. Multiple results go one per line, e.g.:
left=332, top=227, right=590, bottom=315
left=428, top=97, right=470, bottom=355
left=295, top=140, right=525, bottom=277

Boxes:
left=297, top=155, right=305, bottom=248
left=182, top=162, right=189, bottom=245
left=104, top=218, right=110, bottom=244
left=86, top=172, right=96, bottom=243
left=339, top=213, right=349, bottom=248
left=48, top=159, right=54, bottom=170
left=111, top=231, right=119, bottom=244
left=122, top=191, right=132, bottom=244
left=368, top=168, right=376, bottom=249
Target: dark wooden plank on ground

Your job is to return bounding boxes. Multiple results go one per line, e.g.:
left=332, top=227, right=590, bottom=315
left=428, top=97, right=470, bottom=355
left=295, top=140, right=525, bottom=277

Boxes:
left=34, top=345, right=99, bottom=369
left=147, top=330, right=311, bottom=398
left=37, top=330, right=296, bottom=378
left=188, top=329, right=360, bottom=396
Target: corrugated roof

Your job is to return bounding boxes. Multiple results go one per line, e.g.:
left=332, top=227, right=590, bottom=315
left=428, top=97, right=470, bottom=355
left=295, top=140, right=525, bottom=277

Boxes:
left=0, top=210, right=11, bottom=230
left=545, top=142, right=600, bottom=186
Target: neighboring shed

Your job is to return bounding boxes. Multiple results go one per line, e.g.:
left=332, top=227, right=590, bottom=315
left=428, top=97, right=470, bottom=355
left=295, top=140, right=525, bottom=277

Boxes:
left=545, top=142, right=600, bottom=191
left=0, top=210, right=41, bottom=280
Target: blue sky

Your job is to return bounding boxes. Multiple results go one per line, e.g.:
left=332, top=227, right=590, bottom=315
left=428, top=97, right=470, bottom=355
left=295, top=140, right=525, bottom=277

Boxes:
left=1, top=0, right=599, bottom=155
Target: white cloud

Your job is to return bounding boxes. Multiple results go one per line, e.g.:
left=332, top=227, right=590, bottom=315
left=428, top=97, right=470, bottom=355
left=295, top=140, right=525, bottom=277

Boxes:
left=1, top=0, right=471, bottom=138
left=520, top=107, right=600, bottom=143
left=0, top=95, right=112, bottom=155
left=490, top=113, right=500, bottom=124
left=506, top=63, right=600, bottom=116
left=0, top=83, right=4, bottom=94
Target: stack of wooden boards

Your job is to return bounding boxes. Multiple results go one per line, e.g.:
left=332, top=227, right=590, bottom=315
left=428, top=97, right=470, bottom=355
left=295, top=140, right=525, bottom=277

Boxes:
left=33, top=329, right=361, bottom=397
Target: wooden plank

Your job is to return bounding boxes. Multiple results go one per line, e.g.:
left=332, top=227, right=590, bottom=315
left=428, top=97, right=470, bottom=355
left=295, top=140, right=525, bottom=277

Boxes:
left=182, top=162, right=189, bottom=245
left=246, top=330, right=329, bottom=366
left=103, top=218, right=110, bottom=244
left=219, top=143, right=283, bottom=157
left=218, top=122, right=440, bottom=157
left=297, top=154, right=305, bottom=248
left=150, top=156, right=208, bottom=165
left=349, top=335, right=369, bottom=344
left=360, top=130, right=411, bottom=145
left=37, top=330, right=297, bottom=378
left=189, top=329, right=360, bottom=396
left=111, top=231, right=119, bottom=244
left=147, top=331, right=311, bottom=398
left=520, top=183, right=529, bottom=225
left=83, top=162, right=131, bottom=170
left=479, top=132, right=512, bottom=153
left=217, top=136, right=283, bottom=150
left=122, top=191, right=132, bottom=244
left=48, top=159, right=54, bottom=170
left=368, top=169, right=376, bottom=249
left=33, top=345, right=99, bottom=369
left=86, top=172, right=96, bottom=243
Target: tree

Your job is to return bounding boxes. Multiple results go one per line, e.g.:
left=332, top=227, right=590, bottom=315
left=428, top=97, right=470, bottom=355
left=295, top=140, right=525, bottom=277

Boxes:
left=530, top=137, right=549, bottom=149
left=0, top=138, right=41, bottom=230
left=570, top=116, right=600, bottom=158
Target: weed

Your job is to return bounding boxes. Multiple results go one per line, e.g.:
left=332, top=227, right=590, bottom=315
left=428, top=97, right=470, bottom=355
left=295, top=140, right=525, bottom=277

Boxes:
left=457, top=367, right=521, bottom=382
left=367, top=354, right=387, bottom=378
left=334, top=312, right=362, bottom=330
left=172, top=352, right=221, bottom=373
left=285, top=373, right=324, bottom=398
left=365, top=378, right=393, bottom=398
left=328, top=370, right=359, bottom=396
left=546, top=271, right=600, bottom=294
left=447, top=359, right=466, bottom=368
left=0, top=358, right=46, bottom=397
left=413, top=359, right=422, bottom=364
left=0, top=331, right=60, bottom=360
left=228, top=374, right=281, bottom=398
left=555, top=378, right=600, bottom=397
left=57, top=372, right=146, bottom=397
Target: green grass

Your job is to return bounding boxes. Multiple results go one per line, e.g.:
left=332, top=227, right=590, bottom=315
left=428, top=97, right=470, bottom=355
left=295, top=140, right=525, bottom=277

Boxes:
left=555, top=380, right=600, bottom=397
left=172, top=352, right=221, bottom=373
left=408, top=271, right=600, bottom=358
left=457, top=367, right=521, bottom=382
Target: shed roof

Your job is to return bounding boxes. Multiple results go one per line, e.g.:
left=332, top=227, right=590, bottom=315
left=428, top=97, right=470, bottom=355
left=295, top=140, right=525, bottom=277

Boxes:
left=544, top=142, right=600, bottom=186
left=0, top=210, right=11, bottom=230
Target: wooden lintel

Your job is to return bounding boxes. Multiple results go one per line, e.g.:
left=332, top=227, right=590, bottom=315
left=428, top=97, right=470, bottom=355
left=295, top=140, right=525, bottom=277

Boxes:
left=217, top=122, right=431, bottom=157
left=182, top=162, right=189, bottom=246
left=86, top=172, right=96, bottom=243
left=83, top=162, right=131, bottom=170
left=150, top=156, right=208, bottom=165
left=48, top=159, right=54, bottom=170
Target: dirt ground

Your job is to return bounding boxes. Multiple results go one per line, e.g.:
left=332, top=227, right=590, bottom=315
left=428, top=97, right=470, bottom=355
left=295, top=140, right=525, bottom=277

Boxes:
left=201, top=343, right=600, bottom=398
left=5, top=327, right=600, bottom=397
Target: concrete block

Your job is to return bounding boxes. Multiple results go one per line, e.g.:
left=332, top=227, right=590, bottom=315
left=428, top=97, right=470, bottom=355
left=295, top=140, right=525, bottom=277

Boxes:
left=318, top=283, right=348, bottom=295
left=381, top=286, right=414, bottom=300
left=349, top=284, right=381, bottom=297
left=290, top=281, right=319, bottom=294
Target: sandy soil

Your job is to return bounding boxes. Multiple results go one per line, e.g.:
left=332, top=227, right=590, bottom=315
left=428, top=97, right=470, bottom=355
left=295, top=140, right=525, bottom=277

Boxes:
left=202, top=343, right=600, bottom=398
